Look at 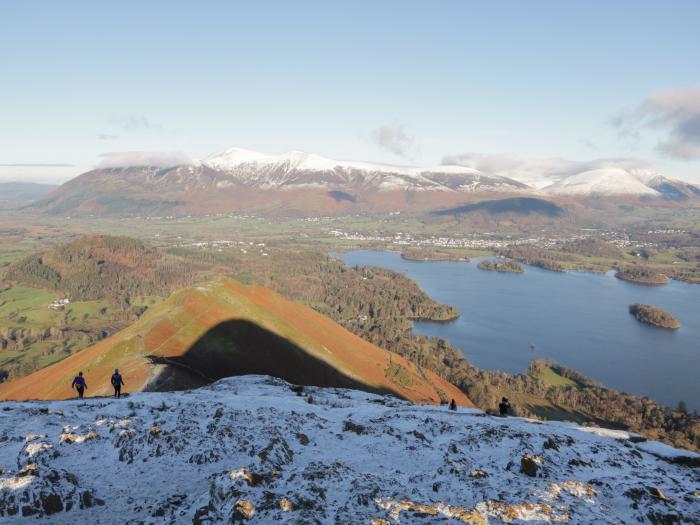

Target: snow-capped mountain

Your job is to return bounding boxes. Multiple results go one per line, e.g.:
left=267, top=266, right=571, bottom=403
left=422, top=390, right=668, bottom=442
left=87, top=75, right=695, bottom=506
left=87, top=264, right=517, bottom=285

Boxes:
left=541, top=168, right=662, bottom=196
left=201, top=147, right=529, bottom=192
left=540, top=168, right=700, bottom=199
left=0, top=376, right=697, bottom=523
left=31, top=147, right=700, bottom=217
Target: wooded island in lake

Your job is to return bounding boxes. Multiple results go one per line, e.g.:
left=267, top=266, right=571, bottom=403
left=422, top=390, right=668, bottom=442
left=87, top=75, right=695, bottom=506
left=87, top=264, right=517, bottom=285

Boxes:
left=629, top=304, right=680, bottom=329
left=477, top=260, right=524, bottom=273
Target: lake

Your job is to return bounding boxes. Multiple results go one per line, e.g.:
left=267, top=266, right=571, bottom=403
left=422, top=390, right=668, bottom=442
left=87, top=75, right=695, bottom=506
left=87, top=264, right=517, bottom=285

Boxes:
left=336, top=250, right=700, bottom=411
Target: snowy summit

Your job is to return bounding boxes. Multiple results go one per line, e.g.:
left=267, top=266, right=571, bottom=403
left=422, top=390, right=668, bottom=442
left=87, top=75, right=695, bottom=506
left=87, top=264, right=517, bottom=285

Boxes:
left=0, top=375, right=698, bottom=523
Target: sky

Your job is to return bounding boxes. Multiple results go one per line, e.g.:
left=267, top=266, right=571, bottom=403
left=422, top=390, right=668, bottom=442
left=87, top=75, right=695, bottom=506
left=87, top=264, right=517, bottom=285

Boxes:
left=1, top=0, right=699, bottom=184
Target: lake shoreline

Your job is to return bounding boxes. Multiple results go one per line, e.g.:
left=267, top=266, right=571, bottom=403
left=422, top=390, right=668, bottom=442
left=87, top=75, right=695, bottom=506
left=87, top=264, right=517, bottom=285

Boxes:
left=335, top=250, right=700, bottom=412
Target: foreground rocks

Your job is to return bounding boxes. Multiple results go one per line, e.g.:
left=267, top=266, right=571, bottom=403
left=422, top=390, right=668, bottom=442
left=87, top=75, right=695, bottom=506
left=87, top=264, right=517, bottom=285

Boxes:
left=1, top=376, right=698, bottom=523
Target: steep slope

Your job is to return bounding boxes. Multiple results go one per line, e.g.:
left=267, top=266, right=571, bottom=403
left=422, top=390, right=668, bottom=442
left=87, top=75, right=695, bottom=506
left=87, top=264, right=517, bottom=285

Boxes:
left=0, top=376, right=697, bottom=523
left=0, top=278, right=470, bottom=406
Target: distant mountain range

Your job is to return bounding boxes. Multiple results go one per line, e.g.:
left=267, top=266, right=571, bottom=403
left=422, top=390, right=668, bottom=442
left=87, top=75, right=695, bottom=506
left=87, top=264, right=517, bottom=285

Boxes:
left=0, top=181, right=58, bottom=209
left=28, top=147, right=700, bottom=216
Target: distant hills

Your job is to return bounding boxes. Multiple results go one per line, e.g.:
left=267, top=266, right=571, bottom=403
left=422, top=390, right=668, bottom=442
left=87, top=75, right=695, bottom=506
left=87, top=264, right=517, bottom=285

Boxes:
left=0, top=277, right=471, bottom=405
left=0, top=181, right=57, bottom=209
left=26, top=147, right=700, bottom=217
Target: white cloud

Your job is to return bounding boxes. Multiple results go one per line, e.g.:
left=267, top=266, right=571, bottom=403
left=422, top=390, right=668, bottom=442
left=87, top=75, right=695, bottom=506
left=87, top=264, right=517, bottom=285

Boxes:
left=97, top=133, right=120, bottom=141
left=371, top=123, right=416, bottom=159
left=109, top=113, right=161, bottom=131
left=97, top=151, right=193, bottom=168
left=613, top=84, right=700, bottom=160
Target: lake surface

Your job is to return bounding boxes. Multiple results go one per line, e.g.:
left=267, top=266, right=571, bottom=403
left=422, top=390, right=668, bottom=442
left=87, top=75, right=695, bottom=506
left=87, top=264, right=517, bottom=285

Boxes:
left=336, top=251, right=700, bottom=411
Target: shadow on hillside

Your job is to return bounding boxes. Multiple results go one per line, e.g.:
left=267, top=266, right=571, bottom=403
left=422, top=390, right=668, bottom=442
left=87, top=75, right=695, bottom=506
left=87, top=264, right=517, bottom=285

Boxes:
left=145, top=319, right=398, bottom=398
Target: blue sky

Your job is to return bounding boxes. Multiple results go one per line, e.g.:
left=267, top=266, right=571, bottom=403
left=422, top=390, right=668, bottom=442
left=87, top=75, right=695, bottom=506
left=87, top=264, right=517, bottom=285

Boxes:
left=1, top=0, right=699, bottom=183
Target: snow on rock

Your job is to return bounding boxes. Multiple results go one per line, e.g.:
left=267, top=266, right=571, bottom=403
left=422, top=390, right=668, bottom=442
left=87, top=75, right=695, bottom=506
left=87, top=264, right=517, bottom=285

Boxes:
left=0, top=375, right=698, bottom=523
left=204, top=147, right=468, bottom=177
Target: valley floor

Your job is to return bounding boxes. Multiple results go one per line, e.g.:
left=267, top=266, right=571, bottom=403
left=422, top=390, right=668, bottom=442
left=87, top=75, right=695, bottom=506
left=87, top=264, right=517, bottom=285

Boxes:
left=0, top=376, right=698, bottom=524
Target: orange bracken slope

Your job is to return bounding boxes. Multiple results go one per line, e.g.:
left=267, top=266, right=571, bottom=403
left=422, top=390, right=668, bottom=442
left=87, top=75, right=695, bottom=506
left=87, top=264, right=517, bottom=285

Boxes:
left=0, top=278, right=472, bottom=407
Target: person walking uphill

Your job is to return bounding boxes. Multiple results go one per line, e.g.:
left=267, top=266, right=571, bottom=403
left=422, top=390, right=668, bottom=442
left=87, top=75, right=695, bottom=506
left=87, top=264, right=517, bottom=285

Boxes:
left=111, top=369, right=124, bottom=399
left=71, top=372, right=87, bottom=399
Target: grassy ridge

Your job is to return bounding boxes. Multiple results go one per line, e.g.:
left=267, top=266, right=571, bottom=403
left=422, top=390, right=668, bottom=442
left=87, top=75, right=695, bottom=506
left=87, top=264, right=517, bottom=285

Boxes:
left=0, top=278, right=472, bottom=407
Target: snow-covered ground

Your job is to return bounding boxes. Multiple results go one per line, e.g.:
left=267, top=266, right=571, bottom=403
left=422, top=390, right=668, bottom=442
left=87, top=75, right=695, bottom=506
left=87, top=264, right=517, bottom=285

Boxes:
left=0, top=376, right=698, bottom=524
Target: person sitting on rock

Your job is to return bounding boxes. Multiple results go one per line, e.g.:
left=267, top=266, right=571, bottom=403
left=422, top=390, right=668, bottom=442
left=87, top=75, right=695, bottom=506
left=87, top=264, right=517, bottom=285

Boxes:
left=71, top=371, right=87, bottom=399
left=111, top=368, right=124, bottom=399
left=449, top=399, right=457, bottom=411
left=499, top=397, right=511, bottom=416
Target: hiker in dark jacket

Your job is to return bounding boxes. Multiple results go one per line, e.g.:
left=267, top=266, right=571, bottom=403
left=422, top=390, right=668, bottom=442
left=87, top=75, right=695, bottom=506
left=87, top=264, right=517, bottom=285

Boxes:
left=71, top=372, right=87, bottom=399
left=449, top=399, right=457, bottom=411
left=111, top=369, right=124, bottom=399
left=499, top=397, right=512, bottom=416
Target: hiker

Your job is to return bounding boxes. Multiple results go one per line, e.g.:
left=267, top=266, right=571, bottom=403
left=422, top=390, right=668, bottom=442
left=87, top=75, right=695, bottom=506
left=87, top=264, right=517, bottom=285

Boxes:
left=111, top=368, right=124, bottom=399
left=449, top=399, right=457, bottom=411
left=499, top=397, right=511, bottom=416
left=71, top=372, right=87, bottom=399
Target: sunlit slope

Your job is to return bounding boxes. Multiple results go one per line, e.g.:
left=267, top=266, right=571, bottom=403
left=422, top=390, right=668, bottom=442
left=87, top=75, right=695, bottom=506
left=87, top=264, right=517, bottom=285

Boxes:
left=0, top=278, right=471, bottom=406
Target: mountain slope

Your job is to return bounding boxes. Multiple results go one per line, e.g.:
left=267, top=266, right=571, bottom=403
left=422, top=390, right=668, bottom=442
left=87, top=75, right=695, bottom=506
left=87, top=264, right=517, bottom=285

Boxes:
left=202, top=147, right=529, bottom=192
left=0, top=278, right=470, bottom=406
left=0, top=375, right=697, bottom=523
left=645, top=175, right=700, bottom=201
left=29, top=148, right=700, bottom=217
left=29, top=148, right=530, bottom=217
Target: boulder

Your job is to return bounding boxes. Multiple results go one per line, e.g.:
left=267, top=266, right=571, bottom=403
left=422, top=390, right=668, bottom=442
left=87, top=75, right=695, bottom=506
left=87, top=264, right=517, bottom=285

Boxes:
left=520, top=454, right=542, bottom=477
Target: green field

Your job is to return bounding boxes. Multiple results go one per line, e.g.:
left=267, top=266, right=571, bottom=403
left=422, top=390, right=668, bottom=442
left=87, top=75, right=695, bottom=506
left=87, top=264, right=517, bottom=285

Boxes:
left=530, top=365, right=577, bottom=387
left=0, top=282, right=164, bottom=380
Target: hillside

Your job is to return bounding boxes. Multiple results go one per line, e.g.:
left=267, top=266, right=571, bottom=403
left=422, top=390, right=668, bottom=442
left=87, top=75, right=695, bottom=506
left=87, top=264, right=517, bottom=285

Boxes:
left=4, top=235, right=200, bottom=302
left=0, top=278, right=470, bottom=406
left=0, top=375, right=698, bottom=523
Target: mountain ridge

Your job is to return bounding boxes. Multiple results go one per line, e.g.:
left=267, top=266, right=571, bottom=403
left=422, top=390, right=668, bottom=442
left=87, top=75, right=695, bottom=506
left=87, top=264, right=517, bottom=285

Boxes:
left=0, top=277, right=470, bottom=406
left=27, top=147, right=700, bottom=217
